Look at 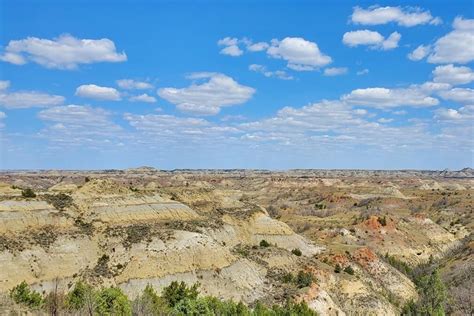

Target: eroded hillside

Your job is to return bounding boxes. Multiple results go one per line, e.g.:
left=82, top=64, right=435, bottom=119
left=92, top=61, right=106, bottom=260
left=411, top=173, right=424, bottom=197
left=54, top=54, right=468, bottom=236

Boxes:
left=0, top=168, right=472, bottom=315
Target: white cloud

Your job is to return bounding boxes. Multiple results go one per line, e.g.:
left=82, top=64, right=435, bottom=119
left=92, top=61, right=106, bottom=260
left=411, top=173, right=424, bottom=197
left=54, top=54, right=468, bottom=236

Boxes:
left=0, top=34, right=127, bottom=69
left=75, top=84, right=121, bottom=101
left=217, top=37, right=239, bottom=46
left=238, top=100, right=444, bottom=152
left=342, top=30, right=401, bottom=50
left=217, top=37, right=244, bottom=57
left=217, top=37, right=271, bottom=55
left=324, top=67, right=348, bottom=76
left=357, top=69, right=369, bottom=75
left=124, top=113, right=239, bottom=145
left=249, top=64, right=293, bottom=80
left=382, top=32, right=401, bottom=50
left=434, top=108, right=462, bottom=120
left=0, top=82, right=64, bottom=109
left=408, top=45, right=431, bottom=61
left=342, top=87, right=439, bottom=108
left=220, top=45, right=243, bottom=57
left=378, top=118, right=394, bottom=123
left=129, top=93, right=157, bottom=103
left=351, top=6, right=441, bottom=27
left=434, top=105, right=474, bottom=121
left=158, top=73, right=255, bottom=115
left=247, top=42, right=269, bottom=52
left=432, top=64, right=474, bottom=85
left=116, top=79, right=153, bottom=90
left=421, top=17, right=474, bottom=64
left=38, top=105, right=123, bottom=146
left=439, top=88, right=474, bottom=103
left=417, top=81, right=451, bottom=92
left=267, top=37, right=332, bottom=70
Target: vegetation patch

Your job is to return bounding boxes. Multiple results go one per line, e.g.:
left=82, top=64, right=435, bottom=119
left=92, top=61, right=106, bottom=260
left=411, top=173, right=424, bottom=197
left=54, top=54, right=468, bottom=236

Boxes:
left=0, top=234, right=24, bottom=252
left=74, top=217, right=95, bottom=236
left=10, top=281, right=43, bottom=308
left=93, top=254, right=112, bottom=278
left=12, top=280, right=316, bottom=315
left=291, top=248, right=302, bottom=256
left=21, top=188, right=36, bottom=198
left=30, top=228, right=58, bottom=249
left=281, top=270, right=314, bottom=288
left=43, top=193, right=73, bottom=210
left=124, top=224, right=151, bottom=248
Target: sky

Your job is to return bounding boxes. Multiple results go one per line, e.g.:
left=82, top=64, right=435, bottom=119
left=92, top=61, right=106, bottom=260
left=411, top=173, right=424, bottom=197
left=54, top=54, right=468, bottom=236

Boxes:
left=0, top=0, right=473, bottom=170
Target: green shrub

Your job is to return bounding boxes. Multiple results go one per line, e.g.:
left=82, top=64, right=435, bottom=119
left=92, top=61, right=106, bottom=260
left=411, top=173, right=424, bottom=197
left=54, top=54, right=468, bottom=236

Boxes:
left=291, top=248, right=302, bottom=256
left=401, top=268, right=447, bottom=315
left=384, top=253, right=413, bottom=276
left=162, top=281, right=199, bottom=308
left=314, top=202, right=326, bottom=210
left=296, top=271, right=313, bottom=288
left=21, top=188, right=36, bottom=198
left=132, top=284, right=169, bottom=315
left=334, top=264, right=342, bottom=273
left=65, top=281, right=93, bottom=310
left=343, top=266, right=355, bottom=275
left=259, top=239, right=270, bottom=248
left=273, top=300, right=316, bottom=315
left=282, top=272, right=294, bottom=283
left=378, top=216, right=387, bottom=226
left=95, top=287, right=131, bottom=316
left=173, top=297, right=212, bottom=315
left=201, top=296, right=250, bottom=315
left=10, top=281, right=43, bottom=308
left=44, top=193, right=73, bottom=210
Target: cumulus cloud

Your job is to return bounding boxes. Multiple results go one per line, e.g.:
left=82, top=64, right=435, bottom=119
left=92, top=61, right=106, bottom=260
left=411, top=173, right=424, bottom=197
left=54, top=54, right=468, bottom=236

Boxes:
left=267, top=37, right=332, bottom=70
left=238, top=99, right=447, bottom=152
left=247, top=42, right=269, bottom=52
left=432, top=64, right=474, bottom=85
left=220, top=45, right=243, bottom=57
left=0, top=34, right=127, bottom=69
left=411, top=17, right=474, bottom=64
left=0, top=81, right=64, bottom=109
left=75, top=84, right=121, bottom=101
left=217, top=37, right=239, bottom=46
left=324, top=67, right=348, bottom=76
left=158, top=73, right=255, bottom=115
left=116, top=79, right=153, bottom=90
left=439, top=88, right=474, bottom=103
left=408, top=45, right=431, bottom=61
left=38, top=105, right=123, bottom=145
left=124, top=113, right=241, bottom=145
left=249, top=64, right=293, bottom=80
left=342, top=87, right=439, bottom=108
left=434, top=105, right=473, bottom=121
left=428, top=17, right=474, bottom=64
left=129, top=93, right=157, bottom=103
left=217, top=37, right=243, bottom=56
left=342, top=30, right=401, bottom=50
left=351, top=6, right=441, bottom=27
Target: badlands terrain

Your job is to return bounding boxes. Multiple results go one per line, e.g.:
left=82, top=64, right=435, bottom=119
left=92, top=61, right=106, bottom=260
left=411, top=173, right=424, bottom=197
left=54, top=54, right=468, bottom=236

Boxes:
left=0, top=167, right=472, bottom=315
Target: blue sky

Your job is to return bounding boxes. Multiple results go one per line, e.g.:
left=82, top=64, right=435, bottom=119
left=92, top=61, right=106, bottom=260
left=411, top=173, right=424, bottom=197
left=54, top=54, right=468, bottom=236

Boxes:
left=0, top=0, right=473, bottom=170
